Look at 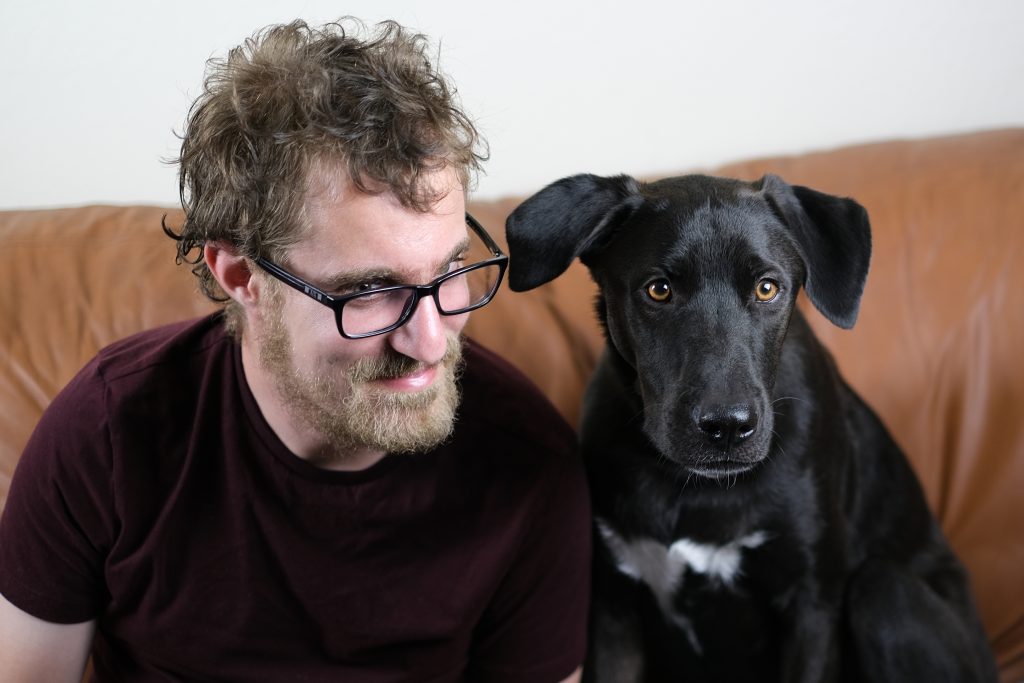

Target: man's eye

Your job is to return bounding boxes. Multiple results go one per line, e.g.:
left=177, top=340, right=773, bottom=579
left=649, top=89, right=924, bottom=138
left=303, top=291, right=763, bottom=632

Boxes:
left=346, top=285, right=403, bottom=309
left=343, top=278, right=393, bottom=294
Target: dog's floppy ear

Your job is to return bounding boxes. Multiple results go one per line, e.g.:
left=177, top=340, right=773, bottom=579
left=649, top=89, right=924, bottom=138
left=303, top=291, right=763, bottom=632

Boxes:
left=506, top=173, right=642, bottom=291
left=759, top=174, right=872, bottom=329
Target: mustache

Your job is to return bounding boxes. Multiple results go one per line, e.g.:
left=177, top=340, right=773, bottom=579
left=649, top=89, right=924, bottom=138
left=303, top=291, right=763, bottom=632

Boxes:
left=346, top=334, right=463, bottom=384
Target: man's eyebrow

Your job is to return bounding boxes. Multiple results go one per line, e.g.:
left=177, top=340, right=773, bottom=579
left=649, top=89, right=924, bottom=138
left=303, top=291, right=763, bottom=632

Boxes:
left=319, top=235, right=472, bottom=292
left=320, top=268, right=400, bottom=292
left=442, top=236, right=472, bottom=270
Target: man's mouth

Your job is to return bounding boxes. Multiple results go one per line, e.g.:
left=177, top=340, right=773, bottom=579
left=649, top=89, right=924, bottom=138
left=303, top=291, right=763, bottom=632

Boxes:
left=371, top=364, right=440, bottom=392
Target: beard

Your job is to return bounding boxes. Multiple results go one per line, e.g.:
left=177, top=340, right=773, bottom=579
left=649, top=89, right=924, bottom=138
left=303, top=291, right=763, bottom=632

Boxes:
left=257, top=286, right=464, bottom=460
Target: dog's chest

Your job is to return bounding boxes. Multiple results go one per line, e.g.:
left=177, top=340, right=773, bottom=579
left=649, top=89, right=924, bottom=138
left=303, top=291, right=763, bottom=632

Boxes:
left=597, top=518, right=770, bottom=650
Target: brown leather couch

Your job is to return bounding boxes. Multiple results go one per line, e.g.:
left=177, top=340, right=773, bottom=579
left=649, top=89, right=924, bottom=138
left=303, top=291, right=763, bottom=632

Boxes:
left=2, top=128, right=1022, bottom=681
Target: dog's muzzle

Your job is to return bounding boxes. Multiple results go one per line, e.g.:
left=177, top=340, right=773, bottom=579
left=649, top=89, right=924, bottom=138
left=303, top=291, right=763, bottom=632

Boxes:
left=644, top=396, right=775, bottom=480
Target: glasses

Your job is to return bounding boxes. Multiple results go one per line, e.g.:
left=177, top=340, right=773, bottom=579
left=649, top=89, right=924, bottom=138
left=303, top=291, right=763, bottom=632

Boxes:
left=254, top=213, right=508, bottom=339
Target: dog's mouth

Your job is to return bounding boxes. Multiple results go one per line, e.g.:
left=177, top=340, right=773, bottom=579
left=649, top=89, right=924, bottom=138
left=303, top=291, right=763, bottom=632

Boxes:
left=683, top=459, right=760, bottom=480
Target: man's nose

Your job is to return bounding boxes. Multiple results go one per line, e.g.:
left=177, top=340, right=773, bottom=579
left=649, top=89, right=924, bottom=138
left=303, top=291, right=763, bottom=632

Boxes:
left=388, top=294, right=450, bottom=365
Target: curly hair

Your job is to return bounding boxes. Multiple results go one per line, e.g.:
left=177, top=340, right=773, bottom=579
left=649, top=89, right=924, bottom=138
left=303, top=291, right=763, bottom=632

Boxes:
left=164, top=18, right=487, bottom=331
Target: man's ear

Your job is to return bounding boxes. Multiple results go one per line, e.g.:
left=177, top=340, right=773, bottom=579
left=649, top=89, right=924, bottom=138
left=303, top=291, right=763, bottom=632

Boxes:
left=204, top=242, right=257, bottom=305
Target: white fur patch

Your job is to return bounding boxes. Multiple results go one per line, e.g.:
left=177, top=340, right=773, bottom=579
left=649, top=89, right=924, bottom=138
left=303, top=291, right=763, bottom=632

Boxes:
left=667, top=531, right=769, bottom=585
left=596, top=518, right=769, bottom=652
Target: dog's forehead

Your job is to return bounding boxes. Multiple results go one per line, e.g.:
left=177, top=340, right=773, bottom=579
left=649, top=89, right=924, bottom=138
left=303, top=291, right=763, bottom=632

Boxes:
left=642, top=174, right=754, bottom=207
left=622, top=175, right=783, bottom=253
left=641, top=175, right=772, bottom=224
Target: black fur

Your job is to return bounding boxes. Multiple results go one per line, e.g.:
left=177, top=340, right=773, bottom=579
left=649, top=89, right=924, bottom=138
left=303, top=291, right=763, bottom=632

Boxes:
left=506, top=173, right=996, bottom=682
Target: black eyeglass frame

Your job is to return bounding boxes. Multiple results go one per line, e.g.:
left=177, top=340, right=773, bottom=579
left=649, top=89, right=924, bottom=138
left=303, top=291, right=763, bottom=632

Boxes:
left=253, top=213, right=508, bottom=340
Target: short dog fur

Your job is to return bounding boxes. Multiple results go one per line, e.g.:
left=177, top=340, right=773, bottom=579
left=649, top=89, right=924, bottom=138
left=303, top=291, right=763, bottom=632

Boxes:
left=506, top=173, right=996, bottom=682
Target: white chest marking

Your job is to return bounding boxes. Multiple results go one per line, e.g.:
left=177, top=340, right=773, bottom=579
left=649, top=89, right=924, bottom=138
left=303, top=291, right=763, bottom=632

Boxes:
left=597, top=518, right=769, bottom=596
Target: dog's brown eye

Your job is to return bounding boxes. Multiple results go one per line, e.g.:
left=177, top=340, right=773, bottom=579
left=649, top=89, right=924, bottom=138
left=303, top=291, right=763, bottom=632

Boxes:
left=646, top=279, right=672, bottom=302
left=755, top=279, right=780, bottom=302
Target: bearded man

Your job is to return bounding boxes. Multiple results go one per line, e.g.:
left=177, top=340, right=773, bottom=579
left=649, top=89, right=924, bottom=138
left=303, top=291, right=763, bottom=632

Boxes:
left=0, top=19, right=589, bottom=682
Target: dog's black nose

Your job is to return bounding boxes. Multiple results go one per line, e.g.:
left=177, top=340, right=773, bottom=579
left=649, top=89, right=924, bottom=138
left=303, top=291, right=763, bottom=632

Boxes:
left=696, top=406, right=757, bottom=447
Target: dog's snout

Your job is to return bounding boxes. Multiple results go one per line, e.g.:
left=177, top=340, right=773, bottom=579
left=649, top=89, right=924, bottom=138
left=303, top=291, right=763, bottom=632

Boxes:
left=696, top=405, right=757, bottom=447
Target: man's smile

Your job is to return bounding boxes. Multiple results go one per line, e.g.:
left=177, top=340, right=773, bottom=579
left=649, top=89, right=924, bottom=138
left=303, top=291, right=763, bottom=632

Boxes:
left=372, top=364, right=440, bottom=392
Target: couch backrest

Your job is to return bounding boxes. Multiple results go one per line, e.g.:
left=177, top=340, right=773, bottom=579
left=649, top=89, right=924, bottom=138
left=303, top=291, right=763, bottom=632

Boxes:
left=2, top=129, right=1022, bottom=679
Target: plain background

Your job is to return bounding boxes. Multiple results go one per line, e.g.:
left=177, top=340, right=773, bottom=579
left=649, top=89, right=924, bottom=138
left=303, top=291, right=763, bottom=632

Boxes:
left=1, top=0, right=1022, bottom=210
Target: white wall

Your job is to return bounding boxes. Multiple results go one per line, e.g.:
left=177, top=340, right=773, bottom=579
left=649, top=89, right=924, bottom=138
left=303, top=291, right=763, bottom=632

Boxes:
left=1, top=0, right=1021, bottom=210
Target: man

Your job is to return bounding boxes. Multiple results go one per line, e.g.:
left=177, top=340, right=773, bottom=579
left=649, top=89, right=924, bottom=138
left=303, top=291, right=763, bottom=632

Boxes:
left=0, top=19, right=590, bottom=682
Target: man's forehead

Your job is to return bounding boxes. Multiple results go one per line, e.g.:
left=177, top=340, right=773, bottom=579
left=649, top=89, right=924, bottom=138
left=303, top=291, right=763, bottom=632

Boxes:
left=287, top=165, right=469, bottom=284
left=300, top=170, right=463, bottom=250
left=303, top=158, right=466, bottom=212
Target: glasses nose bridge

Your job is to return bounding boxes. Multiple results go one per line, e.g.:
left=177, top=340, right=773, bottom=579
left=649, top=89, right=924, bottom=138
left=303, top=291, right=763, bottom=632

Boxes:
left=400, top=280, right=446, bottom=323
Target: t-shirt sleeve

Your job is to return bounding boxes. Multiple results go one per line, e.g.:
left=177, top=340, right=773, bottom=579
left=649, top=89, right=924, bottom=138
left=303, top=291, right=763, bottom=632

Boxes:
left=467, top=438, right=593, bottom=682
left=0, top=358, right=116, bottom=623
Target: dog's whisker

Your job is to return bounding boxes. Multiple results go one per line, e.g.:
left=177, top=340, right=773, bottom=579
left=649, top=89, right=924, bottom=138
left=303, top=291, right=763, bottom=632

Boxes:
left=769, top=429, right=788, bottom=461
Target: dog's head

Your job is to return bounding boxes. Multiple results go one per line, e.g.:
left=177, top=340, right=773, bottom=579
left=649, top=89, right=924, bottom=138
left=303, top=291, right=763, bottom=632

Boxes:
left=506, top=173, right=871, bottom=479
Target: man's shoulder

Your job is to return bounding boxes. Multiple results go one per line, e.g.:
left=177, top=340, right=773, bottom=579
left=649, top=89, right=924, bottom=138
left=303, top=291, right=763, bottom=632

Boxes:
left=94, top=313, right=231, bottom=384
left=42, top=314, right=232, bottom=431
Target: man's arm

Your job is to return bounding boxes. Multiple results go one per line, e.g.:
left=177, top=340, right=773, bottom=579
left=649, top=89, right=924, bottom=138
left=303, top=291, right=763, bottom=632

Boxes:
left=559, top=667, right=582, bottom=683
left=0, top=592, right=95, bottom=682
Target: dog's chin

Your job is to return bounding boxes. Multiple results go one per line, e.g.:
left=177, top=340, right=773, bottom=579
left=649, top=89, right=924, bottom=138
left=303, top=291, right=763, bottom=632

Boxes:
left=648, top=427, right=773, bottom=482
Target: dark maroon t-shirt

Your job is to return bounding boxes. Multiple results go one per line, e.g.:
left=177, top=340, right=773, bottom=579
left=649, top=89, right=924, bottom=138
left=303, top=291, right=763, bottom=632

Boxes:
left=0, top=314, right=591, bottom=682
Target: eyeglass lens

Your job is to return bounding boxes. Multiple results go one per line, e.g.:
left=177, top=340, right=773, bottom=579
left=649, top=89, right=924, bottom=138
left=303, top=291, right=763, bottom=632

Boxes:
left=338, top=262, right=502, bottom=337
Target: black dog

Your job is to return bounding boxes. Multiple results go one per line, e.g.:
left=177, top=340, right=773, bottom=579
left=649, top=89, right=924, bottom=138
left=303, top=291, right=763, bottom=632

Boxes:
left=505, top=174, right=996, bottom=682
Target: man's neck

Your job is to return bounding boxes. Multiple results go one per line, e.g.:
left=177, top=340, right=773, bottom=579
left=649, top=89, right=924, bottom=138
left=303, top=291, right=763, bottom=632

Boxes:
left=239, top=338, right=388, bottom=472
